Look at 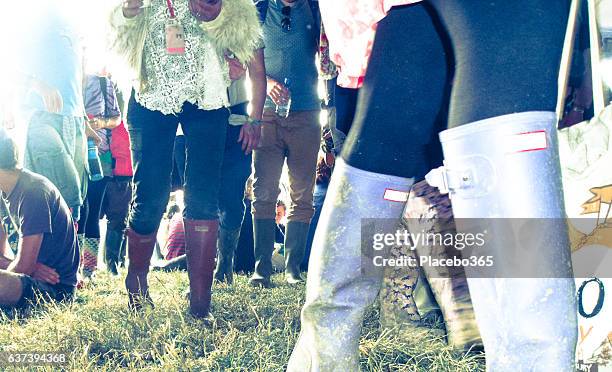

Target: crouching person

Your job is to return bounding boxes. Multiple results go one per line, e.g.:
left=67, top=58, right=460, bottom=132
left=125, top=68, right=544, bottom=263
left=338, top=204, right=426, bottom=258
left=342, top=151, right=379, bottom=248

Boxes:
left=0, top=130, right=79, bottom=309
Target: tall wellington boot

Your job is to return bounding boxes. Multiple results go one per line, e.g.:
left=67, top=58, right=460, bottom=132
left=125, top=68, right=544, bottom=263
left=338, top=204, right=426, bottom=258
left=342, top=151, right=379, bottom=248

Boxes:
left=184, top=219, right=219, bottom=320
left=427, top=112, right=577, bottom=371
left=403, top=179, right=481, bottom=351
left=104, top=229, right=123, bottom=275
left=284, top=221, right=310, bottom=284
left=288, top=159, right=414, bottom=372
left=249, top=219, right=276, bottom=288
left=214, top=227, right=241, bottom=284
left=125, top=229, right=156, bottom=311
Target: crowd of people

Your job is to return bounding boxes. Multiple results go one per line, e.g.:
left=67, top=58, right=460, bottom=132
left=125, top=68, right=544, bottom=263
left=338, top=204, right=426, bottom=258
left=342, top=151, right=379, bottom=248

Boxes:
left=0, top=0, right=598, bottom=370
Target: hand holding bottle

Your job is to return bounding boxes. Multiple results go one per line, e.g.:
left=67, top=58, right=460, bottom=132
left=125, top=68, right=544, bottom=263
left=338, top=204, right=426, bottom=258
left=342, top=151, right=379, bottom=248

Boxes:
left=266, top=77, right=291, bottom=106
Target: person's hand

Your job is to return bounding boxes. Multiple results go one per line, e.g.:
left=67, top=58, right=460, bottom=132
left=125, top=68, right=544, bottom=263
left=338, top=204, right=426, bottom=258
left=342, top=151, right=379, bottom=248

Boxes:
left=32, top=79, right=63, bottom=114
left=88, top=117, right=101, bottom=130
left=85, top=122, right=102, bottom=146
left=122, top=0, right=145, bottom=19
left=226, top=56, right=246, bottom=81
left=31, top=263, right=60, bottom=285
left=238, top=122, right=261, bottom=155
left=266, top=78, right=290, bottom=106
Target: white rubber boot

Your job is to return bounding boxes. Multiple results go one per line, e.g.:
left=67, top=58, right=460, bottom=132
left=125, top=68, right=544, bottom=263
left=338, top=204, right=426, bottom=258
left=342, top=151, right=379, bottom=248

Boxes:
left=288, top=159, right=413, bottom=372
left=427, top=112, right=577, bottom=371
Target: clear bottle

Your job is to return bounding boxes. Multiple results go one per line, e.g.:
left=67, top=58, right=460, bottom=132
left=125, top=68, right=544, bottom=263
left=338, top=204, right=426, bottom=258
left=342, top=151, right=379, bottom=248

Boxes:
left=87, top=138, right=104, bottom=181
left=275, top=78, right=292, bottom=118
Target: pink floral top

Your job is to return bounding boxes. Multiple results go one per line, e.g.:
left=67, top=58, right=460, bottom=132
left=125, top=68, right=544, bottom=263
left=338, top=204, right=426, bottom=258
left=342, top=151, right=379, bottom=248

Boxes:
left=319, top=0, right=421, bottom=88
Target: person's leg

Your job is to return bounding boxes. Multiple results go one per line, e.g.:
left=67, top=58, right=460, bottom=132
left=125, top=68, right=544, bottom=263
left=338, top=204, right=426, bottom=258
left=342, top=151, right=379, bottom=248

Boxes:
left=250, top=110, right=286, bottom=287
left=0, top=270, right=24, bottom=306
left=24, top=112, right=84, bottom=220
left=288, top=4, right=442, bottom=370
left=125, top=94, right=178, bottom=309
left=302, top=183, right=327, bottom=271
left=80, top=177, right=108, bottom=279
left=72, top=117, right=88, bottom=218
left=0, top=273, right=75, bottom=309
left=282, top=110, right=321, bottom=283
left=235, top=198, right=255, bottom=273
left=215, top=103, right=252, bottom=284
left=180, top=103, right=228, bottom=319
left=173, top=135, right=186, bottom=187
left=401, top=180, right=481, bottom=350
left=426, top=1, right=576, bottom=370
left=76, top=195, right=89, bottom=278
left=334, top=85, right=358, bottom=137
left=104, top=177, right=132, bottom=275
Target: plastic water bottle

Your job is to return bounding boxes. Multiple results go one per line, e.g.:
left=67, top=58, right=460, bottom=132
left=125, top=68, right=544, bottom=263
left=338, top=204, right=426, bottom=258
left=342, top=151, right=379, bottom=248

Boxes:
left=87, top=139, right=104, bottom=181
left=276, top=78, right=292, bottom=118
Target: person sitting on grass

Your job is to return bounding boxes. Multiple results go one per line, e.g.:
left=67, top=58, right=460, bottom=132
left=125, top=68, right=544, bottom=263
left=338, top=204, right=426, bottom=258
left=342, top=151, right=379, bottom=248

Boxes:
left=0, top=130, right=79, bottom=310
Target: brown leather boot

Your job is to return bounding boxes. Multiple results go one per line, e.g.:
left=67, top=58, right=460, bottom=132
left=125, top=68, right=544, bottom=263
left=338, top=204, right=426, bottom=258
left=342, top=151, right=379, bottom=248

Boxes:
left=184, top=219, right=219, bottom=321
left=403, top=180, right=482, bottom=351
left=125, top=229, right=156, bottom=311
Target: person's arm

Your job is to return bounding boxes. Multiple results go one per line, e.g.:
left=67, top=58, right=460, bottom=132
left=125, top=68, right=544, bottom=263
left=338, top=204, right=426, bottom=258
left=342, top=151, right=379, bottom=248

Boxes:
left=236, top=49, right=266, bottom=154
left=7, top=73, right=64, bottom=114
left=247, top=48, right=266, bottom=121
left=7, top=234, right=43, bottom=275
left=0, top=224, right=11, bottom=270
left=0, top=223, right=8, bottom=257
left=7, top=187, right=52, bottom=277
left=3, top=231, right=58, bottom=283
left=100, top=79, right=122, bottom=129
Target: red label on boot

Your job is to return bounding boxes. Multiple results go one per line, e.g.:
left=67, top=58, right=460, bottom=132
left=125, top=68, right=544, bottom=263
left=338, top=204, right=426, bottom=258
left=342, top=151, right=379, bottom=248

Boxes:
left=384, top=189, right=409, bottom=203
left=506, top=130, right=548, bottom=154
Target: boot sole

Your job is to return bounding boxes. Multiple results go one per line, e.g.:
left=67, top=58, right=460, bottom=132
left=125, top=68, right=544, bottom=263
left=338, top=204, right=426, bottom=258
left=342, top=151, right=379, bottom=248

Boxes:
left=248, top=278, right=273, bottom=288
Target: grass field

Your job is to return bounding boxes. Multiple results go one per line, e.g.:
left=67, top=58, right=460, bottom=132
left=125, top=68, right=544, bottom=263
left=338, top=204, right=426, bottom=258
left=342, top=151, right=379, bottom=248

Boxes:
left=0, top=271, right=485, bottom=371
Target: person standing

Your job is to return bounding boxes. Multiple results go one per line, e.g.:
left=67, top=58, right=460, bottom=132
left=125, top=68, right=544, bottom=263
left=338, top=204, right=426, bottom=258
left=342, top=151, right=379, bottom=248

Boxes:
left=109, top=0, right=263, bottom=319
left=17, top=2, right=92, bottom=222
left=249, top=0, right=321, bottom=288
left=289, top=1, right=577, bottom=371
left=77, top=74, right=122, bottom=280
left=213, top=51, right=266, bottom=284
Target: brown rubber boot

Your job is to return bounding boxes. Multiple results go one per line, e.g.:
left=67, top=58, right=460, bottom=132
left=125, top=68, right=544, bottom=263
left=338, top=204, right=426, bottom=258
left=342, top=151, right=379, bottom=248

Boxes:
left=125, top=229, right=156, bottom=311
left=184, top=219, right=219, bottom=321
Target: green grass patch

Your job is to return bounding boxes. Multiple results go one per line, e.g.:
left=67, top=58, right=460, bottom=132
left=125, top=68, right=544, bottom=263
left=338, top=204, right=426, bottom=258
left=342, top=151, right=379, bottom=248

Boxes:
left=0, top=271, right=484, bottom=371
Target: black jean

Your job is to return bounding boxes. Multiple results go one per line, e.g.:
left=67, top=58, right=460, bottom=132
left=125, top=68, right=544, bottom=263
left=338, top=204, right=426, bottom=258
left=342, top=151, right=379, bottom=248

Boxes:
left=219, top=103, right=252, bottom=230
left=343, top=1, right=570, bottom=178
left=101, top=176, right=132, bottom=232
left=169, top=103, right=252, bottom=230
left=126, top=94, right=229, bottom=235
left=77, top=177, right=109, bottom=238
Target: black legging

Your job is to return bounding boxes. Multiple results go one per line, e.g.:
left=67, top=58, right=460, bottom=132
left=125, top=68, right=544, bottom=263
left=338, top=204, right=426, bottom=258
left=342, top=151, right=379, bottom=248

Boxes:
left=335, top=86, right=359, bottom=136
left=343, top=1, right=570, bottom=179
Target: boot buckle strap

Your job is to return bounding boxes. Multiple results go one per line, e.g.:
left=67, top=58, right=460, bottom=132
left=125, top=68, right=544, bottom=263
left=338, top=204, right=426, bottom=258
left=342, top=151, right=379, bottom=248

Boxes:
left=426, top=156, right=495, bottom=198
